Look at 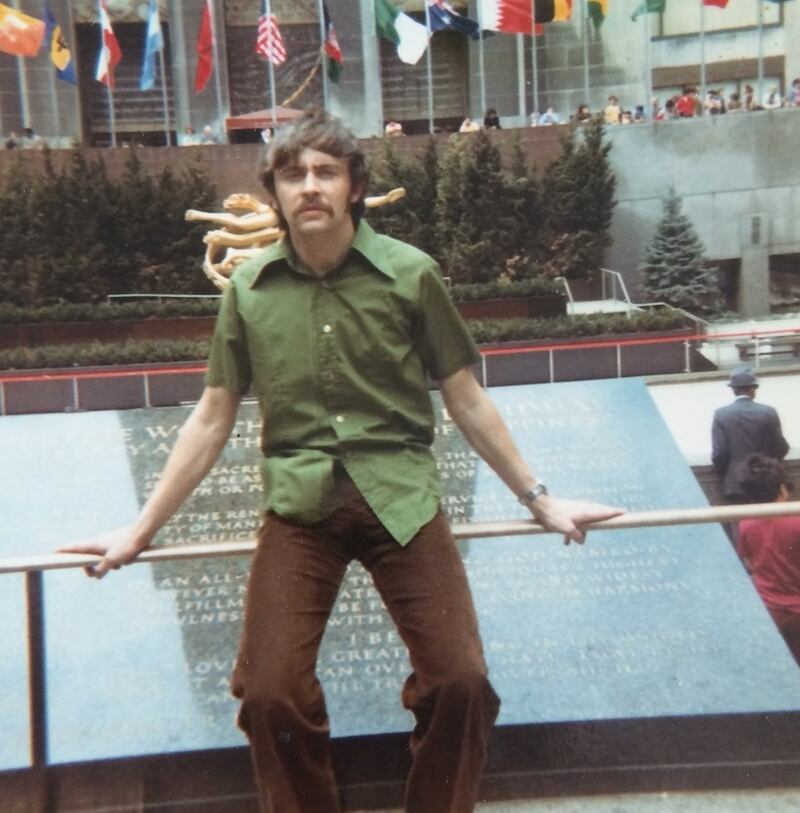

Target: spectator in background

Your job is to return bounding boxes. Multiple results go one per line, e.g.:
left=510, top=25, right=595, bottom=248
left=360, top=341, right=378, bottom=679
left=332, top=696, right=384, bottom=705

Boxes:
left=744, top=84, right=756, bottom=111
left=260, top=127, right=273, bottom=144
left=384, top=120, right=404, bottom=137
left=538, top=107, right=561, bottom=126
left=763, top=86, right=782, bottom=110
left=620, top=110, right=633, bottom=124
left=574, top=104, right=591, bottom=123
left=182, top=126, right=199, bottom=145
left=736, top=454, right=800, bottom=667
left=788, top=78, right=800, bottom=107
left=633, top=105, right=646, bottom=122
left=483, top=108, right=501, bottom=129
left=675, top=87, right=698, bottom=118
left=459, top=117, right=480, bottom=133
left=4, top=131, right=18, bottom=149
left=604, top=95, right=621, bottom=124
left=727, top=92, right=743, bottom=113
left=21, top=126, right=44, bottom=149
left=200, top=125, right=219, bottom=144
left=704, top=89, right=726, bottom=115
left=711, top=366, right=790, bottom=503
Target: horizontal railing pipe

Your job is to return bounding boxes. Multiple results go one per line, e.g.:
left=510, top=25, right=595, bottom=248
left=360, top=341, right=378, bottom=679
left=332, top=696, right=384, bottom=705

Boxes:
left=2, top=503, right=799, bottom=576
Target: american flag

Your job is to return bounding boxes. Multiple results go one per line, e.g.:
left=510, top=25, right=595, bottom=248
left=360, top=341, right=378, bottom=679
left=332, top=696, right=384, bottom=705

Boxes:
left=256, top=13, right=286, bottom=66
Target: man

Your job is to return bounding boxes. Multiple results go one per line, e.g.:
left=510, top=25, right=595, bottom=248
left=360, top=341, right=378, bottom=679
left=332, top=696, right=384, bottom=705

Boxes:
left=736, top=454, right=800, bottom=666
left=712, top=366, right=789, bottom=502
left=60, top=109, right=621, bottom=813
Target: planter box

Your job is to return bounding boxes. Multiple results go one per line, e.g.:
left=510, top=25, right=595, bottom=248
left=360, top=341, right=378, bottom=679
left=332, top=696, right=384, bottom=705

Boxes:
left=455, top=294, right=567, bottom=320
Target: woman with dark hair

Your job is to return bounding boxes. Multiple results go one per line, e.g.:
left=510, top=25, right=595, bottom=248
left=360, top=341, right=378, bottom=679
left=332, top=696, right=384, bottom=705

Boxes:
left=737, top=454, right=800, bottom=666
left=483, top=107, right=501, bottom=129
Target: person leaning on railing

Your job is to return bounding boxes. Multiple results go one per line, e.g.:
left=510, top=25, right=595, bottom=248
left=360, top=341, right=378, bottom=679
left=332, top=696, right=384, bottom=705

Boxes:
left=58, top=108, right=622, bottom=813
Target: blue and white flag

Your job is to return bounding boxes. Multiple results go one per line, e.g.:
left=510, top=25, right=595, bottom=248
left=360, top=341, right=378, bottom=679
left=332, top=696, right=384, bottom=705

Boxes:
left=428, top=0, right=480, bottom=39
left=139, top=0, right=163, bottom=91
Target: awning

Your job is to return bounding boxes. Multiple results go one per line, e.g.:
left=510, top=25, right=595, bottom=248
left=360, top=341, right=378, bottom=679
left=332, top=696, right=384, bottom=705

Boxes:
left=224, top=106, right=305, bottom=131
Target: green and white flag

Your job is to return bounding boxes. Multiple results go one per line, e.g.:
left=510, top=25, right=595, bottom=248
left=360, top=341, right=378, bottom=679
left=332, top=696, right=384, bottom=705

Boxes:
left=631, top=0, right=665, bottom=21
left=375, top=0, right=430, bottom=65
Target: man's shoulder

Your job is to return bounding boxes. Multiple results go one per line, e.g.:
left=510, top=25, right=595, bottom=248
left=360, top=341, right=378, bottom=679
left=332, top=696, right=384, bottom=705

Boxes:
left=227, top=246, right=280, bottom=290
left=362, top=225, right=439, bottom=278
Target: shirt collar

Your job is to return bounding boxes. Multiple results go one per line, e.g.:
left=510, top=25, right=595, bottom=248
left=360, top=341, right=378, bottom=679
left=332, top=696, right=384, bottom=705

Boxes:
left=250, top=220, right=395, bottom=288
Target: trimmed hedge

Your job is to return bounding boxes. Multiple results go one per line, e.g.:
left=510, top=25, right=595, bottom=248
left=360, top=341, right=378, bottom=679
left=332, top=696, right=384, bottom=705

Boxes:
left=0, top=298, right=221, bottom=324
left=449, top=278, right=563, bottom=302
left=0, top=311, right=691, bottom=371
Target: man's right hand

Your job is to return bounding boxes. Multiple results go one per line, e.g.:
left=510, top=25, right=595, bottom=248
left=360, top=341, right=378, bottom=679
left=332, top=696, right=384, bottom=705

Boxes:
left=57, top=525, right=152, bottom=579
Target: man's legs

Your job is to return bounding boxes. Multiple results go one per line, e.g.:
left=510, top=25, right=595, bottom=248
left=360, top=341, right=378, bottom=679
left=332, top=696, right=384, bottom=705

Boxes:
left=231, top=513, right=350, bottom=813
left=356, top=506, right=500, bottom=813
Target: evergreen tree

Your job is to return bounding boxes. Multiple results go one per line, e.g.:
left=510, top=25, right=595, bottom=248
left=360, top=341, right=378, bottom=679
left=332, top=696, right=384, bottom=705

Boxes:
left=505, top=135, right=543, bottom=277
left=0, top=158, right=35, bottom=305
left=541, top=117, right=616, bottom=278
left=435, top=130, right=516, bottom=283
left=639, top=189, right=722, bottom=313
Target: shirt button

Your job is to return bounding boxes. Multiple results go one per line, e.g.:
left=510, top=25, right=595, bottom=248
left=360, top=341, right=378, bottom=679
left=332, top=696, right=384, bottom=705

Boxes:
left=322, top=324, right=332, bottom=334
left=335, top=415, right=344, bottom=423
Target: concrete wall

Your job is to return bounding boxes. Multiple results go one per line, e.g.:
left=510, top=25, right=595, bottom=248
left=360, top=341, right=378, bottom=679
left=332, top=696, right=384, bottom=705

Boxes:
left=605, top=108, right=800, bottom=293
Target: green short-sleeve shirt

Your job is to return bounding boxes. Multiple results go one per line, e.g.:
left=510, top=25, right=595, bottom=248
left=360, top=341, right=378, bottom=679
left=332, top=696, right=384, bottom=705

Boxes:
left=205, top=220, right=480, bottom=545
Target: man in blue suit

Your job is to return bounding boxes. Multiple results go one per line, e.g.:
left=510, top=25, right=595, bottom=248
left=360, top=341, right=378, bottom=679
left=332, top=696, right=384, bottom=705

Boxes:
left=712, top=366, right=790, bottom=502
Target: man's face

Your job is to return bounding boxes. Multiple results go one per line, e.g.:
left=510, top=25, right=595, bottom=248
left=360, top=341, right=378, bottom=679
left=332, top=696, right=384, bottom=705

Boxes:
left=270, top=147, right=360, bottom=240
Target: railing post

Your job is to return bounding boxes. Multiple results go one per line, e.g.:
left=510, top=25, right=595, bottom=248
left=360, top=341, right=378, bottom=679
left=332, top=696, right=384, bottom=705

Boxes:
left=684, top=340, right=691, bottom=373
left=26, top=571, right=48, bottom=771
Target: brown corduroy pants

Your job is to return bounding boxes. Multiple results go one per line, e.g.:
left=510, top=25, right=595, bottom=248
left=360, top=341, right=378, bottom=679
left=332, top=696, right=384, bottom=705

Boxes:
left=231, top=472, right=500, bottom=813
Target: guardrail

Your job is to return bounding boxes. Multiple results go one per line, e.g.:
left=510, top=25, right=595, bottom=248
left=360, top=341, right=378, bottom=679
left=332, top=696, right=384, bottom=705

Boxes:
left=5, top=501, right=800, bottom=776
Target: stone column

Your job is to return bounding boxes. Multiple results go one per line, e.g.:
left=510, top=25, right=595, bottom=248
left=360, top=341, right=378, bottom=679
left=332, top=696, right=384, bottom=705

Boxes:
left=738, top=212, right=771, bottom=317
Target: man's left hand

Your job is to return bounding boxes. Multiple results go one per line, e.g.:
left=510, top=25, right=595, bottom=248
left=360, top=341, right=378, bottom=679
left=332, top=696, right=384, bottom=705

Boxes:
left=528, top=495, right=624, bottom=545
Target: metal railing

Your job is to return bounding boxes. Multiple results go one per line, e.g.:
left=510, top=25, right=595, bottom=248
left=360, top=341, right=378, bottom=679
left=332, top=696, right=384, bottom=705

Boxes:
left=3, top=501, right=800, bottom=774
left=600, top=267, right=633, bottom=315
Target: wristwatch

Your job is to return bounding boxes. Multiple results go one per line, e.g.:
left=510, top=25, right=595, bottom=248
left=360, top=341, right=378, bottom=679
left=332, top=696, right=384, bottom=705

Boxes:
left=518, top=483, right=548, bottom=506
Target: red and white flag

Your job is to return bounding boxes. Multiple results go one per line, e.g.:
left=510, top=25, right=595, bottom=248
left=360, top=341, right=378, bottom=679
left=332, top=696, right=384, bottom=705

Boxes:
left=95, top=0, right=121, bottom=87
left=256, top=11, right=286, bottom=66
left=478, top=0, right=551, bottom=31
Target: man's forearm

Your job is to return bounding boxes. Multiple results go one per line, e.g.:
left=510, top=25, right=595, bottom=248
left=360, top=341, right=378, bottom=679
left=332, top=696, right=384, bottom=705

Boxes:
left=133, top=388, right=240, bottom=546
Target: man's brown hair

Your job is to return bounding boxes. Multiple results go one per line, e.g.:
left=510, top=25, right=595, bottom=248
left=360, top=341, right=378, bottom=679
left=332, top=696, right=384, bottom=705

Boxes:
left=259, top=107, right=369, bottom=226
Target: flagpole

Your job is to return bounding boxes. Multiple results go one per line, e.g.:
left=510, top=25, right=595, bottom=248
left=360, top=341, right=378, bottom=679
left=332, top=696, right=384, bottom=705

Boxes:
left=516, top=33, right=526, bottom=122
left=157, top=44, right=172, bottom=145
left=48, top=46, right=61, bottom=143
left=530, top=0, right=539, bottom=119
left=423, top=1, right=434, bottom=133
left=316, top=0, right=330, bottom=110
left=265, top=0, right=278, bottom=127
left=11, top=1, right=31, bottom=130
left=699, top=0, right=706, bottom=116
left=757, top=0, right=764, bottom=106
left=581, top=0, right=590, bottom=110
left=476, top=0, right=487, bottom=118
left=208, top=0, right=226, bottom=141
left=643, top=9, right=653, bottom=125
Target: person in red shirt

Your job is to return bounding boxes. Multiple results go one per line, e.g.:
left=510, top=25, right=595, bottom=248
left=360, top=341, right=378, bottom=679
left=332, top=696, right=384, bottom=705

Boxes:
left=737, top=454, right=800, bottom=666
left=675, top=87, right=698, bottom=118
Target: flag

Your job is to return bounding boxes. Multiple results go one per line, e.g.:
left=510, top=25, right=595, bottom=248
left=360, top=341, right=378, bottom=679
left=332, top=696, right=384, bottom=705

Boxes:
left=428, top=1, right=480, bottom=39
left=95, top=0, right=122, bottom=87
left=375, top=0, right=430, bottom=65
left=587, top=0, right=608, bottom=27
left=322, top=2, right=343, bottom=83
left=0, top=3, right=44, bottom=57
left=44, top=4, right=77, bottom=84
left=139, top=0, right=163, bottom=91
left=478, top=0, right=555, bottom=31
left=631, top=0, right=665, bottom=21
left=553, top=0, right=573, bottom=21
left=702, top=0, right=728, bottom=6
left=256, top=8, right=287, bottom=66
left=195, top=0, right=214, bottom=93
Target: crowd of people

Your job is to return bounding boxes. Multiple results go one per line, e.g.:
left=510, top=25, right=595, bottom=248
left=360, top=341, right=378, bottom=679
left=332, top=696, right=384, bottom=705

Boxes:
left=599, top=78, right=800, bottom=125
